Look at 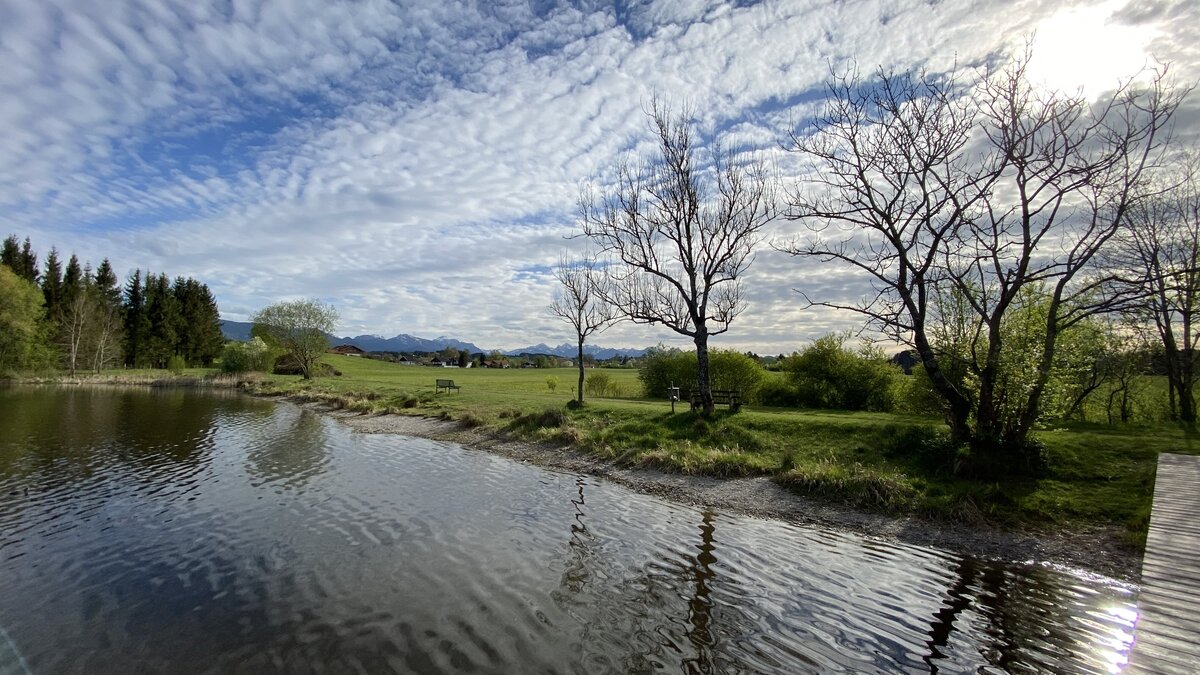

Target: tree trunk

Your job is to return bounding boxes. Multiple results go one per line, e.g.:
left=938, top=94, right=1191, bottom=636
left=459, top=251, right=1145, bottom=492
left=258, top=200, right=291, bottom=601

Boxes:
left=1180, top=308, right=1196, bottom=424
left=974, top=313, right=1009, bottom=452
left=1179, top=370, right=1195, bottom=424
left=974, top=365, right=1002, bottom=446
left=911, top=330, right=972, bottom=447
left=998, top=315, right=1058, bottom=471
left=695, top=333, right=714, bottom=416
left=577, top=338, right=586, bottom=404
left=1161, top=326, right=1190, bottom=420
left=64, top=300, right=88, bottom=378
left=1156, top=285, right=1186, bottom=422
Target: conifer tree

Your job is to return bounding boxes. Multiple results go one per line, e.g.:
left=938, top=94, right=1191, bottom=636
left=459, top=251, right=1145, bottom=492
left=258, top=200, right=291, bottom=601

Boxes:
left=0, top=235, right=19, bottom=272
left=94, top=259, right=122, bottom=309
left=41, top=247, right=63, bottom=313
left=173, top=278, right=223, bottom=365
left=145, top=273, right=181, bottom=368
left=1, top=237, right=225, bottom=371
left=62, top=255, right=83, bottom=307
left=2, top=235, right=39, bottom=283
left=123, top=270, right=151, bottom=367
left=18, top=238, right=38, bottom=283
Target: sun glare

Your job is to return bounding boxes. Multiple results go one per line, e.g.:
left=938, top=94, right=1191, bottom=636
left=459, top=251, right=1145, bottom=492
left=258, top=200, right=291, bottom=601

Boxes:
left=1025, top=0, right=1159, bottom=98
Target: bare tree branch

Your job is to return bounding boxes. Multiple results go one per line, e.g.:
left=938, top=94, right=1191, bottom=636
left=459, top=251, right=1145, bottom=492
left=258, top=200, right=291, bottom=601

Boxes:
left=781, top=52, right=1187, bottom=468
left=549, top=254, right=617, bottom=403
left=580, top=98, right=778, bottom=414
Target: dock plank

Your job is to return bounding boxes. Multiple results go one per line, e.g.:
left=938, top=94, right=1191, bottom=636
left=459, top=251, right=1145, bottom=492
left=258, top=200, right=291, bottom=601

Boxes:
left=1127, top=453, right=1200, bottom=674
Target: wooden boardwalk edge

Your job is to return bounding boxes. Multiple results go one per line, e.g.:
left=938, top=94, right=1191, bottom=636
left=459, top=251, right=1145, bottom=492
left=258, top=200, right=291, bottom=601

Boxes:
left=1127, top=453, right=1200, bottom=674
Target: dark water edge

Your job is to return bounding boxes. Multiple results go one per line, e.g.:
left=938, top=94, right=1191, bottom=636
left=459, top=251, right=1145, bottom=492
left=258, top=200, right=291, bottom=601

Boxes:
left=0, top=386, right=1138, bottom=674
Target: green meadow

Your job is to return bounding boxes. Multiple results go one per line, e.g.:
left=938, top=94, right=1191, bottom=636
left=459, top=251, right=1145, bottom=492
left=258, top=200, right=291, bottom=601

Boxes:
left=223, top=354, right=1200, bottom=549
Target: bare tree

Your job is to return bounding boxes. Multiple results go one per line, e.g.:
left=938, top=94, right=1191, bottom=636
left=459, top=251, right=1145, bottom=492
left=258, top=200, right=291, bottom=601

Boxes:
left=1116, top=153, right=1200, bottom=422
left=782, top=66, right=982, bottom=442
left=89, top=301, right=123, bottom=373
left=580, top=99, right=777, bottom=414
left=549, top=255, right=616, bottom=404
left=781, top=56, right=1184, bottom=471
left=59, top=290, right=95, bottom=377
left=55, top=270, right=124, bottom=376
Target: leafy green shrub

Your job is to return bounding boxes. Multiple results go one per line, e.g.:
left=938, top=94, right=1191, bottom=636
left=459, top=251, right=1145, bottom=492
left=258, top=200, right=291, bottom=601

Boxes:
left=757, top=377, right=802, bottom=407
left=892, top=366, right=946, bottom=416
left=167, top=354, right=187, bottom=375
left=273, top=353, right=340, bottom=377
left=0, top=266, right=50, bottom=375
left=545, top=375, right=559, bottom=392
left=638, top=346, right=767, bottom=402
left=709, top=351, right=766, bottom=401
left=220, top=337, right=275, bottom=373
left=585, top=371, right=615, bottom=397
left=638, top=345, right=696, bottom=398
left=784, top=334, right=902, bottom=411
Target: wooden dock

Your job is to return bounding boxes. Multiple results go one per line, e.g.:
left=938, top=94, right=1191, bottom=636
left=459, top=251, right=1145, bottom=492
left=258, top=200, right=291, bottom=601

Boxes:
left=1127, top=453, right=1200, bottom=674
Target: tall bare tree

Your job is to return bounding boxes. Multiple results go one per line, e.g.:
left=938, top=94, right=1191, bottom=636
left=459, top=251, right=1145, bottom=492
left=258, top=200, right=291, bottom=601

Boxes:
left=781, top=56, right=1184, bottom=471
left=59, top=288, right=96, bottom=377
left=57, top=279, right=121, bottom=376
left=89, top=300, right=123, bottom=373
left=549, top=255, right=615, bottom=404
left=1115, top=154, right=1200, bottom=422
left=580, top=100, right=777, bottom=414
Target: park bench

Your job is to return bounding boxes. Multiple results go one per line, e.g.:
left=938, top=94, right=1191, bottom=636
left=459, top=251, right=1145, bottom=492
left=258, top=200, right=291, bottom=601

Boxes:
left=687, top=389, right=742, bottom=412
left=435, top=379, right=461, bottom=393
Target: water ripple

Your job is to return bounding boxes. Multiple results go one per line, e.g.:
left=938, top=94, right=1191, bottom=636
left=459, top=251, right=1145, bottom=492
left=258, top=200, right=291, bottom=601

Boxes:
left=0, top=387, right=1137, bottom=674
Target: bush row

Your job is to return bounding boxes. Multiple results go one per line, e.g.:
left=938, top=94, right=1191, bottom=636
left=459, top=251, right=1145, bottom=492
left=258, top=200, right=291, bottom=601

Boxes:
left=636, top=336, right=942, bottom=414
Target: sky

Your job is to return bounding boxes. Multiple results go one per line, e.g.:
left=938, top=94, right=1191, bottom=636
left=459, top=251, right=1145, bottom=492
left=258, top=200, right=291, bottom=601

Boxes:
left=2, top=0, right=1197, bottom=353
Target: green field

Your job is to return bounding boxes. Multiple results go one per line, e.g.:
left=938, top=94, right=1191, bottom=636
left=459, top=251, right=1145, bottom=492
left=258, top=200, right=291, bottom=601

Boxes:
left=214, top=354, right=1200, bottom=549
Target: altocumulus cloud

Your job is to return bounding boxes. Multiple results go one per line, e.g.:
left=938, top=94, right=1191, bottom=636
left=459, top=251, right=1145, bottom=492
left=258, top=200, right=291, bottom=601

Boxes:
left=2, top=0, right=1197, bottom=352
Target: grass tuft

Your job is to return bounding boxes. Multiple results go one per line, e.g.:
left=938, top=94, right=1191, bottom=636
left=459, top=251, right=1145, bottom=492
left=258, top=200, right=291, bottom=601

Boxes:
left=776, top=458, right=917, bottom=511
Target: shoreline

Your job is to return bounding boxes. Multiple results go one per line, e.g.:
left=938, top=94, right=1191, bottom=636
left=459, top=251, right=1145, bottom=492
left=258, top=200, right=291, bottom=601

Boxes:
left=312, top=402, right=1142, bottom=584
left=5, top=378, right=1143, bottom=583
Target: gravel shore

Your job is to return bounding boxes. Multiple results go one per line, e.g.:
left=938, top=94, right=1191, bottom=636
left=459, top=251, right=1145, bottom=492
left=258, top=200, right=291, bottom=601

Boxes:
left=313, top=403, right=1141, bottom=583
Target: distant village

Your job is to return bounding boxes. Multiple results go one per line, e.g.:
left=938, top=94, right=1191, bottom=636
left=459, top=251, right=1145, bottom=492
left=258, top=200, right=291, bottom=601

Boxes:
left=327, top=343, right=629, bottom=369
left=325, top=343, right=798, bottom=372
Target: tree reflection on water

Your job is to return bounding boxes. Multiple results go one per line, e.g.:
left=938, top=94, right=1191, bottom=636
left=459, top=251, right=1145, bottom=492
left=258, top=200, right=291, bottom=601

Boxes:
left=548, top=473, right=1132, bottom=674
left=242, top=404, right=331, bottom=489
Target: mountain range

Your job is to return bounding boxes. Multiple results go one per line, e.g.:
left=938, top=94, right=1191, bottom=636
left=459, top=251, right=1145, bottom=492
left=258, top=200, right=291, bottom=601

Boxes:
left=501, top=343, right=647, bottom=360
left=219, top=320, right=648, bottom=359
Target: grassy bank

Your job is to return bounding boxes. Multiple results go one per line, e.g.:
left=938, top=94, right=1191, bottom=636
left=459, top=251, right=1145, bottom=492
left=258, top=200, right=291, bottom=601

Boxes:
left=211, top=354, right=1197, bottom=550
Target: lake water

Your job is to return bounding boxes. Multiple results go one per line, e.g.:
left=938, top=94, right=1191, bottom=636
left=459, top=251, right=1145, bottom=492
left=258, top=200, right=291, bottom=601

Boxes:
left=0, top=386, right=1138, bottom=674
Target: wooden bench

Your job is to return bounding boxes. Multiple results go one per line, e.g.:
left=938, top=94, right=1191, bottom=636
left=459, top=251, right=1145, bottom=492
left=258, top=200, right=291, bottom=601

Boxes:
left=687, top=389, right=742, bottom=412
left=435, top=379, right=461, bottom=393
